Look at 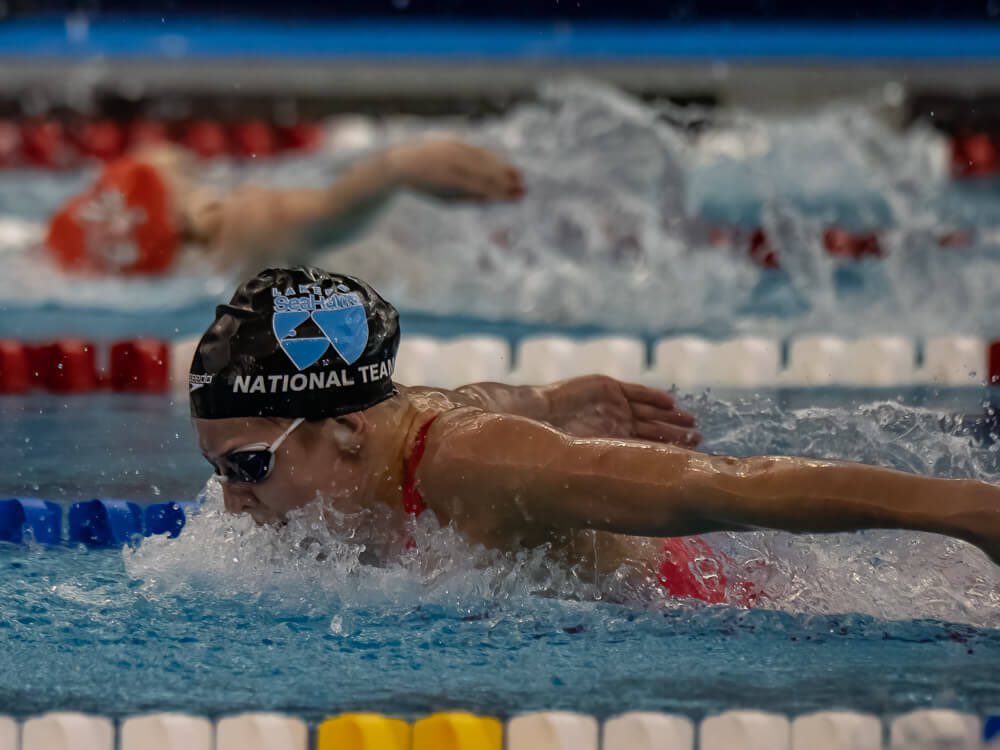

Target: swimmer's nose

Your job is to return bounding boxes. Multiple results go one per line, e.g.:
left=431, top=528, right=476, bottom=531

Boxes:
left=222, top=484, right=256, bottom=515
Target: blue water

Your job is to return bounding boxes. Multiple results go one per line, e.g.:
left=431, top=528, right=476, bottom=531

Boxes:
left=3, top=388, right=1000, bottom=720
left=3, top=540, right=998, bottom=723
left=3, top=81, right=1000, bottom=721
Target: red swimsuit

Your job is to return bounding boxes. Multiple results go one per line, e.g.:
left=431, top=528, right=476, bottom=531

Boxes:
left=402, top=415, right=754, bottom=607
left=658, top=536, right=755, bottom=606
left=402, top=416, right=437, bottom=517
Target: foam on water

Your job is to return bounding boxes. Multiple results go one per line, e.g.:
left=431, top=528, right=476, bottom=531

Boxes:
left=693, top=394, right=1000, bottom=626
left=329, top=81, right=760, bottom=332
left=125, top=484, right=608, bottom=618
left=124, top=392, right=1000, bottom=629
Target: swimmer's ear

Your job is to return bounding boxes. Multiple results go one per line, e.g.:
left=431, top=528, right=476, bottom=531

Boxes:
left=326, top=413, right=367, bottom=455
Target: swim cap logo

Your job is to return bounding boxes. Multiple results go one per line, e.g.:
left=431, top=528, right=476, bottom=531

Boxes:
left=272, top=285, right=369, bottom=370
left=188, top=373, right=213, bottom=392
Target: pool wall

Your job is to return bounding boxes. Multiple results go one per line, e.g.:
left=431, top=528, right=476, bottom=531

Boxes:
left=1, top=17, right=1000, bottom=119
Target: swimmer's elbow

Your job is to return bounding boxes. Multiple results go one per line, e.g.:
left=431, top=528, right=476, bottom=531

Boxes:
left=675, top=453, right=784, bottom=502
left=714, top=455, right=783, bottom=479
left=683, top=453, right=834, bottom=513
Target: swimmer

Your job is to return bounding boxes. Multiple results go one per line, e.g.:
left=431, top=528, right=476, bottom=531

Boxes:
left=191, top=267, right=1000, bottom=605
left=45, top=138, right=523, bottom=275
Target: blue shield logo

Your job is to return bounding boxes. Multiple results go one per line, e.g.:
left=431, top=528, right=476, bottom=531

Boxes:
left=313, top=305, right=368, bottom=365
left=273, top=294, right=369, bottom=370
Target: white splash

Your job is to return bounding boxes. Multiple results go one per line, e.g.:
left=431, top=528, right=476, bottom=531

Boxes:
left=326, top=80, right=1000, bottom=336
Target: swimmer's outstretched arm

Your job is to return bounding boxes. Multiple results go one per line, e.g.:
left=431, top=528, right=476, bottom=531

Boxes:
left=189, top=138, right=522, bottom=262
left=455, top=376, right=700, bottom=445
left=419, top=411, right=1000, bottom=565
left=454, top=383, right=550, bottom=418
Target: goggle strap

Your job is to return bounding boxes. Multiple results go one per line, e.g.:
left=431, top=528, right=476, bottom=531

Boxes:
left=269, top=417, right=306, bottom=453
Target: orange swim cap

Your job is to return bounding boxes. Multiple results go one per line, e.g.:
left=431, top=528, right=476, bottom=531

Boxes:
left=46, top=158, right=178, bottom=274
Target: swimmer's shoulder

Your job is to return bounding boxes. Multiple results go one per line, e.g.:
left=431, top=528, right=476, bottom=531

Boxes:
left=394, top=385, right=492, bottom=453
left=395, top=383, right=488, bottom=415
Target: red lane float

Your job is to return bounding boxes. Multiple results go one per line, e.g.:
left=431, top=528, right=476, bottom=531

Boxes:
left=740, top=225, right=979, bottom=268
left=822, top=228, right=883, bottom=259
left=0, top=340, right=31, bottom=393
left=21, top=119, right=74, bottom=168
left=277, top=121, right=322, bottom=151
left=72, top=119, right=127, bottom=162
left=230, top=119, right=276, bottom=159
left=952, top=133, right=1000, bottom=178
left=182, top=119, right=229, bottom=160
left=126, top=119, right=171, bottom=150
left=24, top=343, right=54, bottom=387
left=738, top=227, right=885, bottom=269
left=43, top=339, right=99, bottom=393
left=3, top=117, right=998, bottom=174
left=748, top=228, right=780, bottom=269
left=989, top=340, right=1000, bottom=385
left=0, top=115, right=320, bottom=167
left=109, top=339, right=169, bottom=393
left=1, top=338, right=171, bottom=394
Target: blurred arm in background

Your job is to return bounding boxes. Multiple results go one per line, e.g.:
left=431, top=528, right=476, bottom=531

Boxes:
left=185, top=137, right=524, bottom=269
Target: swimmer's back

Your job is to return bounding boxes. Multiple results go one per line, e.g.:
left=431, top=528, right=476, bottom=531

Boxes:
left=395, top=386, right=668, bottom=577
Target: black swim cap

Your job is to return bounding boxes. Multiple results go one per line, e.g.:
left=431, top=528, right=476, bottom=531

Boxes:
left=190, top=267, right=399, bottom=420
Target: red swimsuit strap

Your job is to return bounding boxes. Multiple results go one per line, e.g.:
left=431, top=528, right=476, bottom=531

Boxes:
left=402, top=416, right=438, bottom=517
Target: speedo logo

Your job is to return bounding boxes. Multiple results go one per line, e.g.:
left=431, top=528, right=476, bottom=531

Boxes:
left=189, top=373, right=213, bottom=392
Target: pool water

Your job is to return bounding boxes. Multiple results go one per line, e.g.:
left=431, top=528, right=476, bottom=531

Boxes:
left=3, top=79, right=1000, bottom=723
left=2, top=388, right=1000, bottom=721
left=3, top=540, right=999, bottom=723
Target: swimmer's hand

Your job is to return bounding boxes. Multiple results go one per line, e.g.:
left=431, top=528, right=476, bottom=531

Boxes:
left=385, top=138, right=524, bottom=202
left=541, top=376, right=701, bottom=446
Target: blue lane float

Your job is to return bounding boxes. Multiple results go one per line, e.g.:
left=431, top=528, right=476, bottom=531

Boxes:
left=985, top=716, right=1000, bottom=743
left=1, top=499, right=194, bottom=547
left=0, top=498, right=62, bottom=544
left=68, top=499, right=144, bottom=548
left=143, top=502, right=193, bottom=539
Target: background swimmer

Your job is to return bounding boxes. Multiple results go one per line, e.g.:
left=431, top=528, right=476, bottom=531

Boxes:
left=190, top=266, right=1000, bottom=605
left=45, top=137, right=523, bottom=275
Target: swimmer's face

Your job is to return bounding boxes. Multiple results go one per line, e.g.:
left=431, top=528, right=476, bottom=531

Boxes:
left=195, top=416, right=372, bottom=524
